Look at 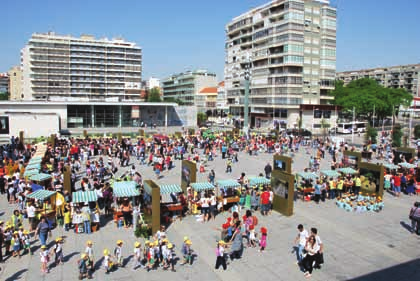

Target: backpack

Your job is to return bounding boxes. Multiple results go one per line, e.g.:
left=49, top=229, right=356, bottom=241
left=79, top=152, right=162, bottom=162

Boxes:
left=252, top=215, right=258, bottom=226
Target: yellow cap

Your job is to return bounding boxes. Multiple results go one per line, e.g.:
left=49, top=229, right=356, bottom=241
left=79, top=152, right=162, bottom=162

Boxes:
left=117, top=240, right=123, bottom=245
left=23, top=230, right=29, bottom=235
left=167, top=243, right=173, bottom=249
left=86, top=240, right=93, bottom=245
left=135, top=242, right=141, bottom=248
left=55, top=237, right=62, bottom=242
left=41, top=245, right=47, bottom=249
left=0, top=220, right=3, bottom=224
left=218, top=240, right=225, bottom=245
left=183, top=236, right=188, bottom=241
left=81, top=253, right=88, bottom=259
left=13, top=231, right=18, bottom=235
left=103, top=249, right=109, bottom=256
left=185, top=240, right=192, bottom=245
left=145, top=240, right=150, bottom=245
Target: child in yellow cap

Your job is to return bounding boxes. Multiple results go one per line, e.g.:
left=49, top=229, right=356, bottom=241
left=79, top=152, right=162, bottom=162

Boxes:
left=132, top=241, right=143, bottom=270
left=102, top=249, right=113, bottom=274
left=180, top=238, right=193, bottom=265
left=22, top=230, right=32, bottom=255
left=114, top=240, right=124, bottom=268
left=52, top=237, right=64, bottom=265
left=40, top=245, right=50, bottom=274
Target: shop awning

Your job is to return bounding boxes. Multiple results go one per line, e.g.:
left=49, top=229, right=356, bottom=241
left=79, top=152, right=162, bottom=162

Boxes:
left=249, top=177, right=271, bottom=186
left=30, top=173, right=52, bottom=182
left=297, top=172, right=319, bottom=180
left=191, top=182, right=215, bottom=192
left=160, top=184, right=182, bottom=194
left=24, top=169, right=39, bottom=178
left=383, top=163, right=399, bottom=170
left=26, top=163, right=41, bottom=170
left=113, top=181, right=140, bottom=197
left=338, top=167, right=358, bottom=175
left=72, top=191, right=98, bottom=203
left=217, top=179, right=240, bottom=189
left=399, top=162, right=416, bottom=169
left=320, top=170, right=341, bottom=178
left=28, top=158, right=42, bottom=165
left=26, top=189, right=56, bottom=200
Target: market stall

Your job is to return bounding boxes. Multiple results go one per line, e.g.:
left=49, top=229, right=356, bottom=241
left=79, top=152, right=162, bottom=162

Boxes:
left=383, top=163, right=399, bottom=171
left=249, top=177, right=271, bottom=188
left=320, top=170, right=341, bottom=178
left=26, top=189, right=57, bottom=226
left=30, top=173, right=52, bottom=189
left=112, top=181, right=140, bottom=228
left=71, top=191, right=100, bottom=232
left=160, top=184, right=183, bottom=222
left=296, top=172, right=319, bottom=201
left=190, top=182, right=215, bottom=214
left=217, top=179, right=241, bottom=204
left=399, top=162, right=416, bottom=169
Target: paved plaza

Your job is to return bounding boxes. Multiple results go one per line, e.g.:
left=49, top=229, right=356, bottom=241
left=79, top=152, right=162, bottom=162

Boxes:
left=1, top=139, right=420, bottom=281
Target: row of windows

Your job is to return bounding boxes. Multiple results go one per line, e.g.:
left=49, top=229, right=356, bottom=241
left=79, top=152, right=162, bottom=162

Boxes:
left=284, top=44, right=304, bottom=53
left=322, top=19, right=336, bottom=28
left=321, top=48, right=336, bottom=57
left=284, top=12, right=304, bottom=21
left=284, top=55, right=304, bottom=63
left=320, top=59, right=336, bottom=67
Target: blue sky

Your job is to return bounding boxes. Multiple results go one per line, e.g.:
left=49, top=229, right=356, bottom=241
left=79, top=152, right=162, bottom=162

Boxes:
left=1, top=0, right=419, bottom=81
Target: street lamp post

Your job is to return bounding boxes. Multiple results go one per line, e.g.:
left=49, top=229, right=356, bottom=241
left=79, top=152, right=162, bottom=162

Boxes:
left=243, top=57, right=251, bottom=136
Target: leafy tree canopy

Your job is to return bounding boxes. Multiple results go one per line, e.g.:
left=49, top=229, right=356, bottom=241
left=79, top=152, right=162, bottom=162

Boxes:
left=330, top=78, right=412, bottom=119
left=147, top=87, right=161, bottom=102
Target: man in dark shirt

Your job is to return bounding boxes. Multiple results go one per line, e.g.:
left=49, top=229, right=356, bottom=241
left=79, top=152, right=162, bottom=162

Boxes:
left=264, top=163, right=272, bottom=179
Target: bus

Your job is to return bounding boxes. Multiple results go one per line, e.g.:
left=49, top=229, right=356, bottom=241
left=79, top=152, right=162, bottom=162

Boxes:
left=336, top=122, right=367, bottom=134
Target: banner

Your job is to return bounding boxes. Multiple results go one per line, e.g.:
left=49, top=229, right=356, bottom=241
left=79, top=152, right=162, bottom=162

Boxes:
left=131, top=106, right=140, bottom=119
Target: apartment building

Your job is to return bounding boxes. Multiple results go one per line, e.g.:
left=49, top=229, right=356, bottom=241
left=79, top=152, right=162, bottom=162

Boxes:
left=336, top=64, right=420, bottom=97
left=225, top=0, right=336, bottom=128
left=196, top=87, right=218, bottom=113
left=217, top=81, right=229, bottom=115
left=162, top=70, right=217, bottom=105
left=8, top=66, right=23, bottom=100
left=0, top=73, right=8, bottom=94
left=21, top=32, right=142, bottom=101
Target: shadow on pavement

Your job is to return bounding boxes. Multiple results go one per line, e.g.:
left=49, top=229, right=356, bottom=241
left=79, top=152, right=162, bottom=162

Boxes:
left=64, top=251, right=80, bottom=262
left=5, top=268, right=27, bottom=281
left=400, top=221, right=413, bottom=233
left=347, top=258, right=420, bottom=281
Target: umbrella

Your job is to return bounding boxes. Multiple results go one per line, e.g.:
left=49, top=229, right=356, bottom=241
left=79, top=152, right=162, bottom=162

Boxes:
left=320, top=170, right=341, bottom=178
left=338, top=167, right=358, bottom=175
left=296, top=172, right=319, bottom=180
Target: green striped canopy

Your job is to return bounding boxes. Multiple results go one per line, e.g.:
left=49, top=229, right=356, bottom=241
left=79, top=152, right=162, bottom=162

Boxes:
left=26, top=163, right=41, bottom=170
left=160, top=184, right=182, bottom=194
left=320, top=170, right=341, bottom=178
left=26, top=189, right=56, bottom=200
left=30, top=173, right=52, bottom=182
left=24, top=169, right=39, bottom=177
left=31, top=156, right=43, bottom=161
left=72, top=191, right=98, bottom=203
left=338, top=167, right=358, bottom=175
left=297, top=172, right=319, bottom=180
left=383, top=163, right=399, bottom=170
left=113, top=181, right=140, bottom=197
left=249, top=177, right=271, bottom=186
left=399, top=162, right=416, bottom=169
left=191, top=182, right=215, bottom=192
left=217, top=179, right=240, bottom=189
left=28, top=158, right=42, bottom=165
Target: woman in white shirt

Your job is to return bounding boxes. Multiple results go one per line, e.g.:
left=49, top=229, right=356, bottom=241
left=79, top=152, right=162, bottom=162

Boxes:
left=302, top=235, right=320, bottom=277
left=209, top=193, right=217, bottom=220
left=201, top=195, right=210, bottom=222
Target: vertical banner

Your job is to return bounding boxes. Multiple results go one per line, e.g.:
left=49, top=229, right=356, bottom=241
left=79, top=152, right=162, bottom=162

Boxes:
left=181, top=160, right=197, bottom=193
left=131, top=105, right=140, bottom=119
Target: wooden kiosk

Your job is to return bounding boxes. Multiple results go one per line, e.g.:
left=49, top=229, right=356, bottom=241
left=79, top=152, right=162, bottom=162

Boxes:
left=272, top=155, right=295, bottom=216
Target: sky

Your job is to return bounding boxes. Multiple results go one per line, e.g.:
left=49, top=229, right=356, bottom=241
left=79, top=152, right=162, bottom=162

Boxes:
left=0, top=0, right=419, bottom=81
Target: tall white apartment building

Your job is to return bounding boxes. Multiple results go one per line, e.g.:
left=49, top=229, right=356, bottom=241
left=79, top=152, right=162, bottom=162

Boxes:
left=21, top=32, right=142, bottom=101
left=225, top=0, right=336, bottom=128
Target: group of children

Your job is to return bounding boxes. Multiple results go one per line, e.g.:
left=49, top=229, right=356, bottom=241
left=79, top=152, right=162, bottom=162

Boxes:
left=0, top=221, right=32, bottom=259
left=336, top=192, right=384, bottom=213
left=77, top=236, right=194, bottom=279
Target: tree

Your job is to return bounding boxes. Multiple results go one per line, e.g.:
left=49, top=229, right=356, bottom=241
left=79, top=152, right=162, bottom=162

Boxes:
left=164, top=97, right=185, bottom=105
left=197, top=112, right=207, bottom=126
left=0, top=92, right=9, bottom=100
left=392, top=124, right=403, bottom=147
left=320, top=118, right=329, bottom=140
left=330, top=78, right=413, bottom=121
left=147, top=87, right=161, bottom=102
left=365, top=124, right=378, bottom=144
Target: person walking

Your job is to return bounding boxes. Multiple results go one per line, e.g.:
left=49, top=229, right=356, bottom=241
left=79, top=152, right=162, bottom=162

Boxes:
left=35, top=217, right=51, bottom=246
left=215, top=240, right=227, bottom=270
left=311, top=227, right=324, bottom=268
left=264, top=163, right=272, bottom=179
left=294, top=224, right=309, bottom=264
left=302, top=235, right=320, bottom=278
left=409, top=202, right=420, bottom=234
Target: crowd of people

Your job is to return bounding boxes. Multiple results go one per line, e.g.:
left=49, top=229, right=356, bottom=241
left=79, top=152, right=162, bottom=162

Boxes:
left=0, top=127, right=418, bottom=279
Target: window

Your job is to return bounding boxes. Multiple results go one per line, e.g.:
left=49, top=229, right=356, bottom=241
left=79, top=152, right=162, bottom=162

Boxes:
left=304, top=47, right=311, bottom=54
left=305, top=7, right=312, bottom=14
left=312, top=59, right=319, bottom=65
left=312, top=38, right=319, bottom=45
left=312, top=70, right=318, bottom=75
left=304, top=38, right=311, bottom=44
left=304, top=57, right=311, bottom=64
left=284, top=44, right=303, bottom=53
left=321, top=48, right=336, bottom=57
left=314, top=110, right=322, bottom=118
left=284, top=55, right=303, bottom=63
left=323, top=110, right=331, bottom=118
left=312, top=49, right=319, bottom=55
left=304, top=68, right=311, bottom=75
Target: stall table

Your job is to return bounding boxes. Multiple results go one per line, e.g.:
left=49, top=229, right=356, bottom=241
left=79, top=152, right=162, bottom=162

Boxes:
left=160, top=184, right=183, bottom=221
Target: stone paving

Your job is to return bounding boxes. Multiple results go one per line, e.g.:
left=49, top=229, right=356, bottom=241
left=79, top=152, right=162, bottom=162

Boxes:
left=1, top=139, right=420, bottom=281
